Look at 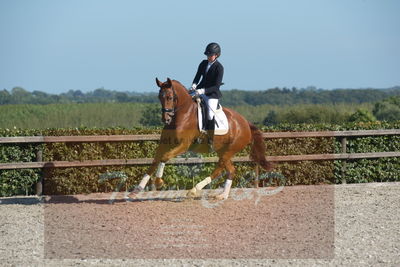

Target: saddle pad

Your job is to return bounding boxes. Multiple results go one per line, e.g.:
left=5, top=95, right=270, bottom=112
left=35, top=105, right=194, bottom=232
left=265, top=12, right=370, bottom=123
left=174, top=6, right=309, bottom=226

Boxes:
left=197, top=100, right=229, bottom=135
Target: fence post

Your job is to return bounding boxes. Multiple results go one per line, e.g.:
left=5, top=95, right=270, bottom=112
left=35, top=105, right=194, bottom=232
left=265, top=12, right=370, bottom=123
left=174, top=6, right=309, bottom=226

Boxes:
left=253, top=165, right=259, bottom=188
left=35, top=147, right=43, bottom=196
left=341, top=137, right=347, bottom=184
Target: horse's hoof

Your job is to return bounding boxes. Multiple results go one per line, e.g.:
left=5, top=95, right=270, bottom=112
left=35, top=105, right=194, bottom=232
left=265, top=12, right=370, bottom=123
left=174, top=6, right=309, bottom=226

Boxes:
left=187, top=188, right=200, bottom=198
left=214, top=193, right=228, bottom=200
left=155, top=178, right=164, bottom=190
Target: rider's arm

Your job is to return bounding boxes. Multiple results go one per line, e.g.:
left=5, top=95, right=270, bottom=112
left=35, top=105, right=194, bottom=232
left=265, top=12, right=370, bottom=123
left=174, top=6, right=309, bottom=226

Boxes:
left=192, top=60, right=207, bottom=86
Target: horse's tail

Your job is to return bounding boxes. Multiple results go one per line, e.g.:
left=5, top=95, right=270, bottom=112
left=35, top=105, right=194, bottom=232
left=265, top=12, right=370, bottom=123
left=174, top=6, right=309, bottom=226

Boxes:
left=249, top=122, right=275, bottom=171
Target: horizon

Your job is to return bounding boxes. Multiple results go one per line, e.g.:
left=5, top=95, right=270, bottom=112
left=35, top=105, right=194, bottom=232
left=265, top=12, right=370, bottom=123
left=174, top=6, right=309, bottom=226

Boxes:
left=4, top=84, right=400, bottom=96
left=1, top=0, right=399, bottom=94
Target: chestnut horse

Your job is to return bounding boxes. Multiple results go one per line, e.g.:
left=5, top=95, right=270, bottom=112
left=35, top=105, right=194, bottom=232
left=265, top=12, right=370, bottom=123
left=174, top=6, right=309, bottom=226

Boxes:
left=131, top=78, right=273, bottom=200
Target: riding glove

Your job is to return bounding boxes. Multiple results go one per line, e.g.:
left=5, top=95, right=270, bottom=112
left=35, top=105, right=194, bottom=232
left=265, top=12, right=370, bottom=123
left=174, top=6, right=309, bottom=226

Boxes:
left=196, top=88, right=205, bottom=95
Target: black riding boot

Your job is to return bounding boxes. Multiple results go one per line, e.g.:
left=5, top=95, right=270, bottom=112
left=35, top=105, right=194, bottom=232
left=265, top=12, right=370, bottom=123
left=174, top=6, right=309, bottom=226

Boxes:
left=207, top=118, right=215, bottom=151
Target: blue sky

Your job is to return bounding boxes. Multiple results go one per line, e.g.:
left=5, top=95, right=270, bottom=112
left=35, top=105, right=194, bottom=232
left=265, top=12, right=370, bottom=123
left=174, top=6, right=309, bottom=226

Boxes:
left=0, top=0, right=399, bottom=93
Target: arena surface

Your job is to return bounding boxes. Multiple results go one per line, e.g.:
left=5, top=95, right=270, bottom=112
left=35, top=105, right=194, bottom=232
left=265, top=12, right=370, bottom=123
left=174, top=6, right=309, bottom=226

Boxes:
left=1, top=182, right=399, bottom=266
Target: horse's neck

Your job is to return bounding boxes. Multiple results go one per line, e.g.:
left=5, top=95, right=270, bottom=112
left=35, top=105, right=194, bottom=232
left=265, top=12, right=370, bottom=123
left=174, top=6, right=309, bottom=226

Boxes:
left=172, top=82, right=197, bottom=124
left=173, top=82, right=193, bottom=110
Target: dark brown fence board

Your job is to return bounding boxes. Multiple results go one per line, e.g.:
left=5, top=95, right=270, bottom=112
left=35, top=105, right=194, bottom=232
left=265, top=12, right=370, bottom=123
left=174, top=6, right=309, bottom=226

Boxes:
left=1, top=152, right=399, bottom=170
left=262, top=129, right=400, bottom=138
left=1, top=129, right=399, bottom=144
left=0, top=134, right=161, bottom=143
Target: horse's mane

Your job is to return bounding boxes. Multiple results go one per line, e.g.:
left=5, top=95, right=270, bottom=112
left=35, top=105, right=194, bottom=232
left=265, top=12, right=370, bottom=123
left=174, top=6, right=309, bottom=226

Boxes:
left=171, top=80, right=189, bottom=95
left=172, top=80, right=186, bottom=89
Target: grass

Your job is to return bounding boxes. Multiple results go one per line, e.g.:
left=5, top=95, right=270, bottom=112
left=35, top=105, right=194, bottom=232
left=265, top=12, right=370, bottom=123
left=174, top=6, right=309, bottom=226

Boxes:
left=0, top=102, right=374, bottom=129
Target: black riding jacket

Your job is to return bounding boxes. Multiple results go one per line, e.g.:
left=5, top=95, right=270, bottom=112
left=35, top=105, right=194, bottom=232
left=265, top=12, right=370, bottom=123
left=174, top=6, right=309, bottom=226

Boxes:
left=192, top=60, right=224, bottom=99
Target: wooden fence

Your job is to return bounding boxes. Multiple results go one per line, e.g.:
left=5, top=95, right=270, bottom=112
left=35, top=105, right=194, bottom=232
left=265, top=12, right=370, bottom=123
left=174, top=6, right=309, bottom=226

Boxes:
left=1, top=129, right=399, bottom=195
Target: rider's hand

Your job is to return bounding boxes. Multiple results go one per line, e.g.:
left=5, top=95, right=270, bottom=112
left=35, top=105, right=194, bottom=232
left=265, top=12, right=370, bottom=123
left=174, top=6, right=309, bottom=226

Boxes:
left=196, top=88, right=205, bottom=95
left=190, top=90, right=201, bottom=100
left=191, top=91, right=199, bottom=100
left=188, top=84, right=197, bottom=94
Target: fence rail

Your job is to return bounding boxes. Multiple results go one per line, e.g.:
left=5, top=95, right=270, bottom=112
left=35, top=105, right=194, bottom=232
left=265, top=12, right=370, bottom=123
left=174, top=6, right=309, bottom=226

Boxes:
left=1, top=129, right=400, bottom=144
left=0, top=152, right=398, bottom=170
left=1, top=129, right=399, bottom=195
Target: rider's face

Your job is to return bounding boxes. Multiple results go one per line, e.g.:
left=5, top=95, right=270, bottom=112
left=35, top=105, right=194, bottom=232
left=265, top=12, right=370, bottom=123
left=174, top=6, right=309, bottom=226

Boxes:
left=207, top=54, right=217, bottom=62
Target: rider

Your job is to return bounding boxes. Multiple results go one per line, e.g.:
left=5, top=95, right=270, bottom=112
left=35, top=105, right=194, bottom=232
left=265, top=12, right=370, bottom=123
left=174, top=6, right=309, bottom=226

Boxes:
left=190, top=42, right=224, bottom=147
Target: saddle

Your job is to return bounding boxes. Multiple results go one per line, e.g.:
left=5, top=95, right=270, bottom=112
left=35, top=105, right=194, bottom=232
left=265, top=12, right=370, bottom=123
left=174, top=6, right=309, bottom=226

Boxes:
left=196, top=95, right=229, bottom=135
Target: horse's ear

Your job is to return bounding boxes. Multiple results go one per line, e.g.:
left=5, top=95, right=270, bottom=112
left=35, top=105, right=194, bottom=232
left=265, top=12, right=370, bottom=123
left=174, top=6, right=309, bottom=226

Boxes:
left=155, top=78, right=163, bottom=88
left=166, top=78, right=172, bottom=87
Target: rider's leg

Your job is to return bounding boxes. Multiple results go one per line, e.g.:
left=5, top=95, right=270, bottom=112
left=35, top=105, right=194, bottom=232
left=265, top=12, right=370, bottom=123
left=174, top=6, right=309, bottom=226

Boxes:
left=206, top=98, right=218, bottom=149
left=206, top=98, right=218, bottom=122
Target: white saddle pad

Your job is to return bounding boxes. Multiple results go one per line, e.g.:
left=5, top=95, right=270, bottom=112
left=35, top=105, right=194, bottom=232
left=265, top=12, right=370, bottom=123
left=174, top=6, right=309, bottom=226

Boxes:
left=197, top=100, right=229, bottom=135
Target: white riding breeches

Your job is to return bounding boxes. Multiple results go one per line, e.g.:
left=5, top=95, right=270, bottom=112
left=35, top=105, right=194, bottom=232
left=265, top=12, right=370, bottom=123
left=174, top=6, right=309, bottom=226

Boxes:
left=206, top=98, right=219, bottom=120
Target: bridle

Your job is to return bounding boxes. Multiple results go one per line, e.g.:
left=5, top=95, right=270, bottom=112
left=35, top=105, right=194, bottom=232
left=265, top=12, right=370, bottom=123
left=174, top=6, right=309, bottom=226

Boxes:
left=159, top=84, right=178, bottom=117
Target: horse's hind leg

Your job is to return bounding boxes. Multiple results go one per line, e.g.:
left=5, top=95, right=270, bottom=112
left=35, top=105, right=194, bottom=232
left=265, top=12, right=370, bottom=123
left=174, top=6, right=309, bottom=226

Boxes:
left=187, top=155, right=234, bottom=199
left=214, top=159, right=235, bottom=200
left=186, top=159, right=226, bottom=198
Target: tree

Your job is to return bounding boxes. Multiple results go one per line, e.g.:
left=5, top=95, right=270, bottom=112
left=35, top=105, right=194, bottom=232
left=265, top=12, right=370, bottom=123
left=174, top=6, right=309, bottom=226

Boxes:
left=373, top=97, right=400, bottom=121
left=93, top=88, right=113, bottom=99
left=115, top=92, right=129, bottom=103
left=32, top=91, right=53, bottom=104
left=139, top=104, right=163, bottom=127
left=11, top=87, right=32, bottom=104
left=0, top=89, right=11, bottom=104
left=263, top=110, right=278, bottom=125
left=348, top=109, right=376, bottom=122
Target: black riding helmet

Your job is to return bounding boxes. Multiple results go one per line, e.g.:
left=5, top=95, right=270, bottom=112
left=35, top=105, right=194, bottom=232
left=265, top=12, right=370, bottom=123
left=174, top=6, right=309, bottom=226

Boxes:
left=204, top=42, right=221, bottom=56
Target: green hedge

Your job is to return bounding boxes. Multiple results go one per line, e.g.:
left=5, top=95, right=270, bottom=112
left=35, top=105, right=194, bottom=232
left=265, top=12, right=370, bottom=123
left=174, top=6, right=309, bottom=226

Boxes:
left=0, top=128, right=42, bottom=196
left=0, top=121, right=399, bottom=196
left=262, top=122, right=400, bottom=185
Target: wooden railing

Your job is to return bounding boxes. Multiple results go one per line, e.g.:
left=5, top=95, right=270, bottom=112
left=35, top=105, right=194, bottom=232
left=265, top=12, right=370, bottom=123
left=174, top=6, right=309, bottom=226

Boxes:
left=1, top=129, right=399, bottom=195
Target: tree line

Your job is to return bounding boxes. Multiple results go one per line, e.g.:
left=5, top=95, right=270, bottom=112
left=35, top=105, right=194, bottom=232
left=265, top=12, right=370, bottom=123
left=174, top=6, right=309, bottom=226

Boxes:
left=1, top=86, right=399, bottom=128
left=1, top=86, right=400, bottom=106
left=0, top=87, right=157, bottom=105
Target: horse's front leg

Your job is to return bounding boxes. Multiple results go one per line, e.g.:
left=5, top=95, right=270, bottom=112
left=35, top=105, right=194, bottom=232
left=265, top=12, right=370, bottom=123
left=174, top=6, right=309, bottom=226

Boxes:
left=132, top=140, right=192, bottom=194
left=153, top=141, right=194, bottom=188
left=138, top=159, right=166, bottom=191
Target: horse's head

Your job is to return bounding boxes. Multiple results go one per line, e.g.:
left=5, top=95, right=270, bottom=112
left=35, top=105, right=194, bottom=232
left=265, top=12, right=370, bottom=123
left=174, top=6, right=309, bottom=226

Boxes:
left=156, top=77, right=177, bottom=125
